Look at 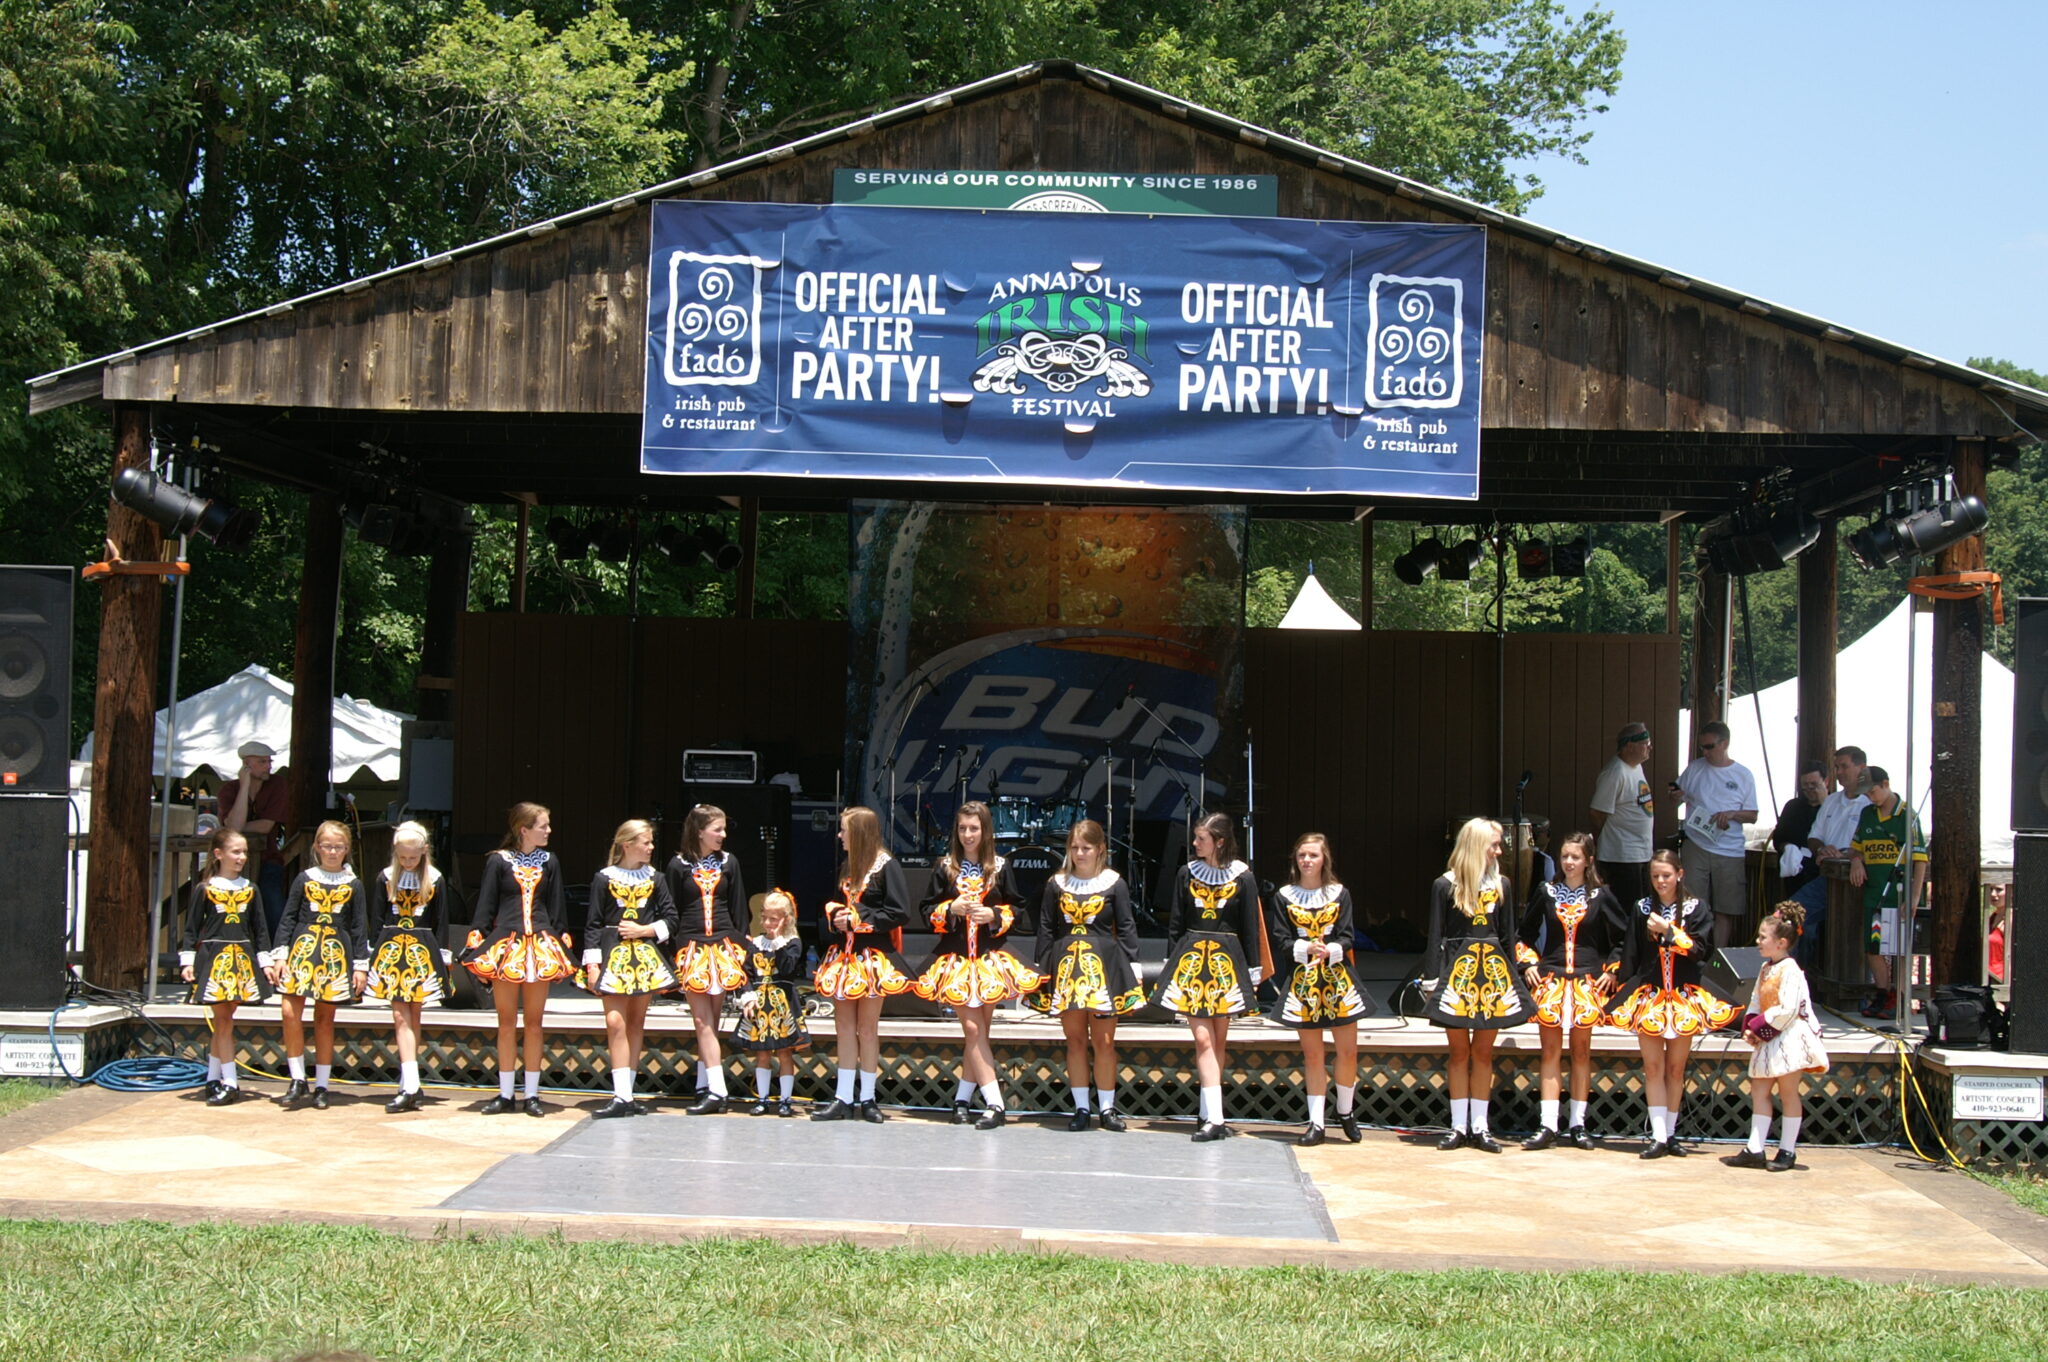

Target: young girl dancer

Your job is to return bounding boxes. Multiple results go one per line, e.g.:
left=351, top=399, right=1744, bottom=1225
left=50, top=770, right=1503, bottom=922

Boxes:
left=1153, top=812, right=1263, bottom=1142
left=586, top=819, right=679, bottom=1118
left=914, top=801, right=1042, bottom=1129
left=462, top=802, right=576, bottom=1116
left=733, top=888, right=809, bottom=1116
left=1604, top=848, right=1738, bottom=1158
left=1423, top=818, right=1535, bottom=1152
left=664, top=804, right=750, bottom=1114
left=1266, top=832, right=1375, bottom=1146
left=179, top=828, right=272, bottom=1106
left=364, top=820, right=459, bottom=1113
left=810, top=805, right=911, bottom=1122
left=1031, top=819, right=1144, bottom=1132
left=1516, top=831, right=1626, bottom=1149
left=1730, top=902, right=1829, bottom=1171
left=272, top=819, right=368, bottom=1110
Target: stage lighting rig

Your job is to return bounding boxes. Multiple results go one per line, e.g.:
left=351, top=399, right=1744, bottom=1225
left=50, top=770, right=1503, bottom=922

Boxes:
left=110, top=468, right=260, bottom=549
left=545, top=514, right=590, bottom=559
left=1393, top=535, right=1447, bottom=586
left=1516, top=538, right=1551, bottom=580
left=1436, top=537, right=1486, bottom=582
left=1848, top=477, right=1988, bottom=570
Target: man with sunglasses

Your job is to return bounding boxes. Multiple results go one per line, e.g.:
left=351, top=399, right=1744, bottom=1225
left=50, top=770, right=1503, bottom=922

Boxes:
left=1672, top=722, right=1758, bottom=948
left=1589, top=721, right=1656, bottom=910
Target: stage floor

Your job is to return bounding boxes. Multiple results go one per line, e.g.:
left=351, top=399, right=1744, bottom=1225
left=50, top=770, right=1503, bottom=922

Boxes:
left=443, top=1113, right=1337, bottom=1241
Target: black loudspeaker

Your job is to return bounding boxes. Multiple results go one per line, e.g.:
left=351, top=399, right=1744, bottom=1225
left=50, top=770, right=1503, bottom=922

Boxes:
left=2010, top=833, right=2048, bottom=1055
left=1707, top=945, right=1765, bottom=997
left=0, top=795, right=69, bottom=1007
left=0, top=566, right=73, bottom=794
left=679, top=782, right=791, bottom=913
left=2013, top=597, right=2048, bottom=833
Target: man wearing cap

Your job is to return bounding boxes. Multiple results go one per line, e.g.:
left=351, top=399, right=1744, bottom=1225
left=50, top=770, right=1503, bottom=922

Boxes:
left=221, top=740, right=293, bottom=937
left=1589, top=721, right=1655, bottom=910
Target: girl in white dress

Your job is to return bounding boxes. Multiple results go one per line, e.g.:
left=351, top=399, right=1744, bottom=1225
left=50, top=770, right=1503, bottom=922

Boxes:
left=1729, top=901, right=1829, bottom=1171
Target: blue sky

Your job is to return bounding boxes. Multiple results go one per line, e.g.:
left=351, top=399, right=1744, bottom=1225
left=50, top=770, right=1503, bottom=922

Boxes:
left=1505, top=2, right=2046, bottom=374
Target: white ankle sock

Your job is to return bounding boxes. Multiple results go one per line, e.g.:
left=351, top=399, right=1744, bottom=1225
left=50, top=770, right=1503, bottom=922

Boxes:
left=778, top=1073, right=794, bottom=1100
left=1307, top=1094, right=1326, bottom=1126
left=221, top=1062, right=239, bottom=1088
left=287, top=1056, right=305, bottom=1081
left=706, top=1066, right=727, bottom=1097
left=1748, top=1114, right=1771, bottom=1153
left=755, top=1067, right=772, bottom=1099
left=1097, top=1086, right=1116, bottom=1112
left=1450, top=1097, right=1470, bottom=1132
left=1570, top=1098, right=1588, bottom=1128
left=1648, top=1104, right=1669, bottom=1142
left=523, top=1070, right=541, bottom=1100
left=314, top=1064, right=331, bottom=1089
left=1540, top=1098, right=1560, bottom=1131
left=1780, top=1116, right=1803, bottom=1154
left=612, top=1068, right=634, bottom=1100
left=1335, top=1083, right=1355, bottom=1116
left=979, top=1081, right=1003, bottom=1112
left=1471, top=1099, right=1491, bottom=1134
left=834, top=1068, right=855, bottom=1103
left=1199, top=1085, right=1223, bottom=1124
left=1070, top=1085, right=1091, bottom=1113
left=498, top=1073, right=515, bottom=1100
left=399, top=1061, right=420, bottom=1093
left=858, top=1070, right=878, bottom=1102
left=1665, top=1104, right=1680, bottom=1142
left=206, top=1055, right=223, bottom=1083
left=958, top=1079, right=978, bottom=1104
left=696, top=1060, right=706, bottom=1088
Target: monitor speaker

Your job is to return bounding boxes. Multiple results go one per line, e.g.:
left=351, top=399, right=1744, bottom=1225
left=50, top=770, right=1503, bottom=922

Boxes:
left=2010, top=834, right=2048, bottom=1055
left=2013, top=598, right=2048, bottom=833
left=1706, top=945, right=1765, bottom=998
left=0, top=566, right=73, bottom=794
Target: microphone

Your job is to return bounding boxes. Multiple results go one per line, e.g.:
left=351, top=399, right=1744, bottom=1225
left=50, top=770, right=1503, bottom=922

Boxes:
left=1517, top=769, right=1534, bottom=792
left=1124, top=681, right=1138, bottom=698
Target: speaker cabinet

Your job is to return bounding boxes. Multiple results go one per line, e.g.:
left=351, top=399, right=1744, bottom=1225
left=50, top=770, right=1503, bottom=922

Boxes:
left=0, top=566, right=73, bottom=794
left=2010, top=834, right=2048, bottom=1055
left=2013, top=597, right=2048, bottom=833
left=0, top=795, right=69, bottom=1007
left=679, top=782, right=791, bottom=914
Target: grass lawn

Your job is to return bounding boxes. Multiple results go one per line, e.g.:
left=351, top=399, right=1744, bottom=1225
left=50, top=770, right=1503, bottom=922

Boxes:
left=0, top=1080, right=65, bottom=1118
left=0, top=1222, right=2044, bottom=1362
left=1976, top=1169, right=2048, bottom=1219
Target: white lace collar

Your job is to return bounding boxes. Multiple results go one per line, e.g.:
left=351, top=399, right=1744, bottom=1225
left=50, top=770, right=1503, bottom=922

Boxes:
left=1189, top=859, right=1247, bottom=886
left=207, top=875, right=251, bottom=890
left=602, top=864, right=656, bottom=883
left=506, top=849, right=550, bottom=869
left=307, top=865, right=355, bottom=885
left=1058, top=869, right=1120, bottom=894
left=1280, top=883, right=1341, bottom=907
left=390, top=864, right=440, bottom=892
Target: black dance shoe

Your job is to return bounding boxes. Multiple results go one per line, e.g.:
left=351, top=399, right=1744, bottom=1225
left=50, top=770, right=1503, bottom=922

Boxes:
left=628, top=1100, right=654, bottom=1116
left=1767, top=1150, right=1797, bottom=1172
left=748, top=1097, right=772, bottom=1116
left=385, top=1090, right=421, bottom=1114
left=952, top=1101, right=974, bottom=1125
left=479, top=1095, right=517, bottom=1115
left=1296, top=1123, right=1326, bottom=1147
left=975, top=1107, right=1006, bottom=1131
left=1067, top=1109, right=1093, bottom=1132
left=1568, top=1125, right=1596, bottom=1150
left=1523, top=1127, right=1560, bottom=1151
left=592, top=1096, right=638, bottom=1120
left=1191, top=1121, right=1232, bottom=1143
left=686, top=1094, right=728, bottom=1115
left=206, top=1085, right=243, bottom=1107
left=280, top=1079, right=308, bottom=1108
left=776, top=1097, right=796, bottom=1117
left=859, top=1100, right=886, bottom=1124
left=1436, top=1129, right=1468, bottom=1152
left=1638, top=1139, right=1669, bottom=1160
left=1098, top=1108, right=1128, bottom=1133
left=522, top=1097, right=547, bottom=1118
left=811, top=1099, right=856, bottom=1122
left=1471, top=1131, right=1502, bottom=1154
left=1338, top=1110, right=1362, bottom=1143
left=203, top=1080, right=223, bottom=1100
left=310, top=1087, right=330, bottom=1111
left=1663, top=1138, right=1688, bottom=1158
left=1723, top=1148, right=1770, bottom=1170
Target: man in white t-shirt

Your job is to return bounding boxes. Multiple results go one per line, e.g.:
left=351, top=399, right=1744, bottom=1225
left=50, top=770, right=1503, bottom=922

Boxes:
left=1672, top=721, right=1759, bottom=947
left=1790, top=744, right=1871, bottom=967
left=1589, top=720, right=1656, bottom=909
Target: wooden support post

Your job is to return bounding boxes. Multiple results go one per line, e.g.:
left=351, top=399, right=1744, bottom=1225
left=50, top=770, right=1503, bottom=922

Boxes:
left=1929, top=440, right=1987, bottom=986
left=418, top=524, right=472, bottom=723
left=1358, top=512, right=1375, bottom=628
left=83, top=404, right=164, bottom=991
left=1689, top=564, right=1729, bottom=745
left=1796, top=525, right=1838, bottom=774
left=1665, top=519, right=1681, bottom=635
left=737, top=497, right=759, bottom=620
left=512, top=501, right=530, bottom=613
left=290, top=494, right=344, bottom=841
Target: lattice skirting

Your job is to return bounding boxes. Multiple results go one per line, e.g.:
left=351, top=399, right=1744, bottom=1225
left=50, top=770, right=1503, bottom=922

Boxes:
left=1910, top=1066, right=2048, bottom=1170
left=127, top=1017, right=1910, bottom=1147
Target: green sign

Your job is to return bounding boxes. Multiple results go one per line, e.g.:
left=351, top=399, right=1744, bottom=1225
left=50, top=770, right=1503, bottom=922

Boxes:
left=834, top=168, right=1278, bottom=216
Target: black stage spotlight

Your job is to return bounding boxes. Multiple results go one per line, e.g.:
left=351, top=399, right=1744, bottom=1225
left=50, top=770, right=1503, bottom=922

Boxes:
left=1552, top=536, right=1588, bottom=578
left=545, top=515, right=589, bottom=558
left=693, top=525, right=744, bottom=572
left=111, top=467, right=260, bottom=548
left=1849, top=494, right=1989, bottom=570
left=1437, top=538, right=1485, bottom=581
left=589, top=518, right=635, bottom=562
left=1394, top=536, right=1447, bottom=586
left=1516, top=539, right=1551, bottom=580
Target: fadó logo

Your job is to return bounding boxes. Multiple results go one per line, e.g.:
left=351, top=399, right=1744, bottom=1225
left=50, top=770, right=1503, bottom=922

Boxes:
left=663, top=251, right=769, bottom=386
left=1366, top=274, right=1463, bottom=409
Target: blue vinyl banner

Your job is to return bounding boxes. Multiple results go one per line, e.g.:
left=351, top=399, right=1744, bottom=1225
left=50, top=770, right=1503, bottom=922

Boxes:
left=642, top=201, right=1486, bottom=499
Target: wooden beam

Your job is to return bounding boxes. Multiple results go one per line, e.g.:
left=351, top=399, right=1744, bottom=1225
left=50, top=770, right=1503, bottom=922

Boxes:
left=1796, top=525, right=1838, bottom=774
left=1929, top=439, right=1987, bottom=985
left=83, top=404, right=163, bottom=991
left=290, top=494, right=344, bottom=841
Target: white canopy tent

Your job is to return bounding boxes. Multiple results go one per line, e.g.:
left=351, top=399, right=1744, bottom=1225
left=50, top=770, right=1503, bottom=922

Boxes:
left=1278, top=570, right=1362, bottom=630
left=1686, top=597, right=2015, bottom=866
left=77, top=663, right=410, bottom=785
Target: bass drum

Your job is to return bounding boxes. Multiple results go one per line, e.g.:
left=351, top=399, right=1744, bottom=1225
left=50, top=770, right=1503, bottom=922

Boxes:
left=1001, top=843, right=1061, bottom=935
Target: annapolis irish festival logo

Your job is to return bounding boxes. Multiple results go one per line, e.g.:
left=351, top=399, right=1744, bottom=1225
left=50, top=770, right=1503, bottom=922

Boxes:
left=969, top=269, right=1152, bottom=420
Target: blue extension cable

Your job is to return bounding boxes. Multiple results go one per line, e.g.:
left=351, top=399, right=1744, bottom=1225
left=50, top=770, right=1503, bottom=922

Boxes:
left=46, top=998, right=209, bottom=1092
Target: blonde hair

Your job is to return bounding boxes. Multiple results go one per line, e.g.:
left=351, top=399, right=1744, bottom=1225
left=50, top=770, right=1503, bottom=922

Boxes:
left=942, top=801, right=995, bottom=878
left=1289, top=832, right=1341, bottom=888
left=840, top=806, right=882, bottom=888
left=752, top=888, right=797, bottom=936
left=608, top=819, right=655, bottom=868
left=1060, top=819, right=1108, bottom=877
left=311, top=819, right=353, bottom=867
left=1447, top=818, right=1502, bottom=916
left=387, top=820, right=435, bottom=882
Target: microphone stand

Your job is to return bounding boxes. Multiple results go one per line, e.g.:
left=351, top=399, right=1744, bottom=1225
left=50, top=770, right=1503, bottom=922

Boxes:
left=1243, top=733, right=1257, bottom=867
left=1127, top=691, right=1208, bottom=821
left=883, top=677, right=931, bottom=848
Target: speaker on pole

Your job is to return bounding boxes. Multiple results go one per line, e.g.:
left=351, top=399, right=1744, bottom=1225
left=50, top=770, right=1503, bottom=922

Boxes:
left=2012, top=597, right=2048, bottom=833
left=0, top=794, right=70, bottom=1007
left=0, top=566, right=73, bottom=795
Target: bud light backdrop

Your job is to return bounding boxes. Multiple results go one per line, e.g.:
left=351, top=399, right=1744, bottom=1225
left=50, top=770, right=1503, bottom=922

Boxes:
left=642, top=201, right=1486, bottom=499
left=845, top=502, right=1246, bottom=856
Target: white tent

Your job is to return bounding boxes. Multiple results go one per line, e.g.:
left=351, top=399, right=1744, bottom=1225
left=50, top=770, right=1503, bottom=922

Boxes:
left=1687, top=598, right=2015, bottom=866
left=77, top=663, right=410, bottom=785
left=1278, top=571, right=1362, bottom=630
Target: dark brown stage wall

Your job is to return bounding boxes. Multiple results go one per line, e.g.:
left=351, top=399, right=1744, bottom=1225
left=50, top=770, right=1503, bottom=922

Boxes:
left=844, top=501, right=1248, bottom=858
